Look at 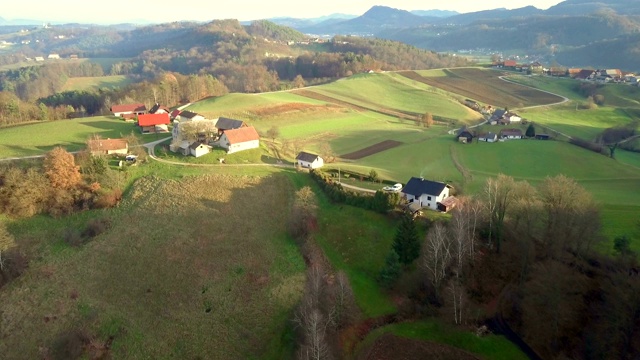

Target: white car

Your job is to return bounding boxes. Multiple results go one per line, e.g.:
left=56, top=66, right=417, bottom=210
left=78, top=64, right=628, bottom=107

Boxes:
left=383, top=183, right=403, bottom=192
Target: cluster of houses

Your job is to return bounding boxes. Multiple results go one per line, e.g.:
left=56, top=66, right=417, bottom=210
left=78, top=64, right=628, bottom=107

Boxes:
left=494, top=60, right=638, bottom=85
left=457, top=128, right=549, bottom=143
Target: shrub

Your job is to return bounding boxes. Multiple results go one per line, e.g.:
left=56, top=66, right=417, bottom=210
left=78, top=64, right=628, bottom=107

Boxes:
left=63, top=228, right=84, bottom=247
left=94, top=189, right=123, bottom=209
left=0, top=248, right=28, bottom=288
left=82, top=218, right=112, bottom=239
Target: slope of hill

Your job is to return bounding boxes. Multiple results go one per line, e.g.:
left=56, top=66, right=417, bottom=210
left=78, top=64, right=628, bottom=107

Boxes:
left=300, top=6, right=430, bottom=35
left=546, top=0, right=640, bottom=16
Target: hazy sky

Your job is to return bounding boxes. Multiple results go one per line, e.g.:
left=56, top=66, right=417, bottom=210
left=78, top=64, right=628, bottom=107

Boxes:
left=3, top=0, right=564, bottom=23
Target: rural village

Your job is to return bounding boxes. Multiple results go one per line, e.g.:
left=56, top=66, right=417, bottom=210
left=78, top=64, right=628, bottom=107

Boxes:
left=1, top=2, right=640, bottom=360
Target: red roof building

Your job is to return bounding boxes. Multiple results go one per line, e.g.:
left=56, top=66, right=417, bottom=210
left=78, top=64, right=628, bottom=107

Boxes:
left=138, top=113, right=170, bottom=127
left=503, top=60, right=517, bottom=67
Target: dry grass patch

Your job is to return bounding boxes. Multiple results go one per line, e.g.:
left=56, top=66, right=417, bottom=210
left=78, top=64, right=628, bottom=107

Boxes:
left=0, top=174, right=305, bottom=359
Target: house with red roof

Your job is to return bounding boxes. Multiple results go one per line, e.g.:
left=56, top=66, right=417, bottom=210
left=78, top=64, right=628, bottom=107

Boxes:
left=137, top=113, right=170, bottom=134
left=218, top=126, right=260, bottom=154
left=86, top=138, right=129, bottom=155
left=111, top=103, right=147, bottom=117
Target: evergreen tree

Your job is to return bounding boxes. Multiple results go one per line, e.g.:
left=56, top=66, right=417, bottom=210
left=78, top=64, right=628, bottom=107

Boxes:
left=378, top=250, right=401, bottom=288
left=392, top=213, right=421, bottom=265
left=526, top=123, right=536, bottom=138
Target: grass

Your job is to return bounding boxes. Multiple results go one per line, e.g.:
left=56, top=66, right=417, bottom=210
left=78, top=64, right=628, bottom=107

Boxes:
left=0, top=174, right=305, bottom=359
left=312, top=184, right=398, bottom=317
left=356, top=321, right=529, bottom=360
left=309, top=73, right=478, bottom=121
left=61, top=75, right=134, bottom=92
left=0, top=116, right=149, bottom=158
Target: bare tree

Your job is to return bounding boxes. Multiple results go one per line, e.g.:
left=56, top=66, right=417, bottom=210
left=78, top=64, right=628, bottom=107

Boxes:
left=483, top=174, right=516, bottom=253
left=266, top=126, right=280, bottom=143
left=422, top=223, right=452, bottom=296
left=329, top=271, right=355, bottom=329
left=295, top=264, right=333, bottom=360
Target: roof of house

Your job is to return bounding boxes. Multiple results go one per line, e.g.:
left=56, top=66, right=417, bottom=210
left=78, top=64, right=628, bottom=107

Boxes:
left=189, top=142, right=204, bottom=150
left=503, top=60, right=517, bottom=67
left=439, top=196, right=459, bottom=208
left=500, top=128, right=523, bottom=136
left=457, top=130, right=473, bottom=138
left=216, top=117, right=245, bottom=130
left=111, top=103, right=146, bottom=113
left=170, top=109, right=182, bottom=118
left=575, top=69, right=595, bottom=79
left=179, top=110, right=201, bottom=119
left=296, top=151, right=320, bottom=162
left=402, top=177, right=447, bottom=197
left=138, top=113, right=170, bottom=126
left=149, top=103, right=170, bottom=114
left=223, top=126, right=260, bottom=144
left=490, top=109, right=507, bottom=120
left=87, top=138, right=128, bottom=152
left=479, top=132, right=497, bottom=139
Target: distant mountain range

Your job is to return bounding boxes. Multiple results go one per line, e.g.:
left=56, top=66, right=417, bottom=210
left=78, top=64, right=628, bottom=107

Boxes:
left=266, top=0, right=640, bottom=70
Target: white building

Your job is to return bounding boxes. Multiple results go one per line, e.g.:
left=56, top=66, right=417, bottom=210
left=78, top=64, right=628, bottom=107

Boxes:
left=219, top=126, right=260, bottom=154
left=296, top=152, right=324, bottom=169
left=401, top=177, right=451, bottom=211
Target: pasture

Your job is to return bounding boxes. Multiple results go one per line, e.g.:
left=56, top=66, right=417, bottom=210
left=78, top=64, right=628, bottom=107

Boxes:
left=61, top=75, right=134, bottom=92
left=0, top=174, right=305, bottom=359
left=0, top=116, right=146, bottom=158
left=401, top=68, right=564, bottom=109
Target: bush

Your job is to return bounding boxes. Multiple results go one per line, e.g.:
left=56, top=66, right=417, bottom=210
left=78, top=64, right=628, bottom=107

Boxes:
left=0, top=248, right=28, bottom=288
left=94, top=189, right=123, bottom=209
left=63, top=228, right=84, bottom=247
left=82, top=218, right=112, bottom=238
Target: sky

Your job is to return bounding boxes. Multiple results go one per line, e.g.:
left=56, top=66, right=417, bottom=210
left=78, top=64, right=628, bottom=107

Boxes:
left=2, top=0, right=565, bottom=24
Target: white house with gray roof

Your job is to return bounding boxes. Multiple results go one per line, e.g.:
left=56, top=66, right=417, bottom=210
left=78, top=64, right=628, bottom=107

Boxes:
left=401, top=177, right=451, bottom=211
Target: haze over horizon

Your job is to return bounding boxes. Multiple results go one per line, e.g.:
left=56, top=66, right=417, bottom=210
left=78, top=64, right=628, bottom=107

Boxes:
left=3, top=0, right=564, bottom=24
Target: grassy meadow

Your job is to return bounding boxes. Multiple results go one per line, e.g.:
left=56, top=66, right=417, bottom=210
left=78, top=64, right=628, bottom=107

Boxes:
left=61, top=75, right=134, bottom=92
left=0, top=116, right=150, bottom=158
left=0, top=174, right=305, bottom=359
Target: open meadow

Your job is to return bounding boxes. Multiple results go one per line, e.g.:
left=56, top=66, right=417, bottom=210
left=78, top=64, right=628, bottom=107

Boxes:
left=0, top=116, right=147, bottom=158
left=61, top=75, right=134, bottom=92
left=0, top=174, right=305, bottom=359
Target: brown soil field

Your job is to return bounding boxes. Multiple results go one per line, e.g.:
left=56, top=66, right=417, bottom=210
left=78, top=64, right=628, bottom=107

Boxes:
left=399, top=68, right=563, bottom=109
left=341, top=140, right=404, bottom=160
left=250, top=102, right=343, bottom=117
left=358, top=333, right=481, bottom=360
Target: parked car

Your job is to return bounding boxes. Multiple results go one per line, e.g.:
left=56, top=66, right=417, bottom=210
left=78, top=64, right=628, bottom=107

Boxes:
left=383, top=183, right=403, bottom=192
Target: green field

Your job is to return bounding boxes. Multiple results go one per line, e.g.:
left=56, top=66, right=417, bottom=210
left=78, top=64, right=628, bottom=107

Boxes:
left=0, top=174, right=305, bottom=359
left=62, top=75, right=134, bottom=92
left=0, top=117, right=148, bottom=157
left=357, top=321, right=528, bottom=360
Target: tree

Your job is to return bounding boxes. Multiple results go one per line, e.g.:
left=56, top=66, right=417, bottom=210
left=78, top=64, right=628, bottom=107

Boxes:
left=392, top=213, right=421, bottom=265
left=293, top=74, right=306, bottom=88
left=483, top=174, right=516, bottom=253
left=422, top=223, right=452, bottom=296
left=613, top=235, right=634, bottom=257
left=266, top=126, right=280, bottom=143
left=526, top=123, right=536, bottom=138
left=368, top=169, right=379, bottom=183
left=44, top=147, right=82, bottom=189
left=422, top=112, right=434, bottom=128
left=378, top=250, right=401, bottom=288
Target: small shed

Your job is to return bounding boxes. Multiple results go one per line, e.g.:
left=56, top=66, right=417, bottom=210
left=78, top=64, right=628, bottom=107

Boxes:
left=457, top=130, right=473, bottom=144
left=189, top=142, right=210, bottom=158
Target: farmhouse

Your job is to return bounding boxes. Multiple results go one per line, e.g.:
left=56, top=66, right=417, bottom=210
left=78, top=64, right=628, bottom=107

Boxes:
left=489, top=109, right=507, bottom=125
left=47, top=53, right=60, bottom=59
left=170, top=109, right=182, bottom=120
left=401, top=177, right=452, bottom=211
left=86, top=138, right=128, bottom=156
left=138, top=113, right=170, bottom=134
left=296, top=152, right=324, bottom=169
left=500, top=128, right=523, bottom=140
left=219, top=126, right=260, bottom=154
left=215, top=117, right=247, bottom=135
left=149, top=103, right=170, bottom=114
left=176, top=110, right=205, bottom=123
left=111, top=103, right=147, bottom=117
left=574, top=69, right=596, bottom=81
left=189, top=142, right=210, bottom=158
left=478, top=132, right=498, bottom=142
left=457, top=130, right=474, bottom=143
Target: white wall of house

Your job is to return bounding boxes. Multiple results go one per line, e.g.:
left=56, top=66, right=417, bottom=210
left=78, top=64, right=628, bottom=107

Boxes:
left=190, top=144, right=210, bottom=158
left=107, top=147, right=129, bottom=155
left=177, top=114, right=205, bottom=122
left=509, top=115, right=521, bottom=122
left=225, top=139, right=259, bottom=154
left=298, top=157, right=324, bottom=169
left=418, top=188, right=450, bottom=210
